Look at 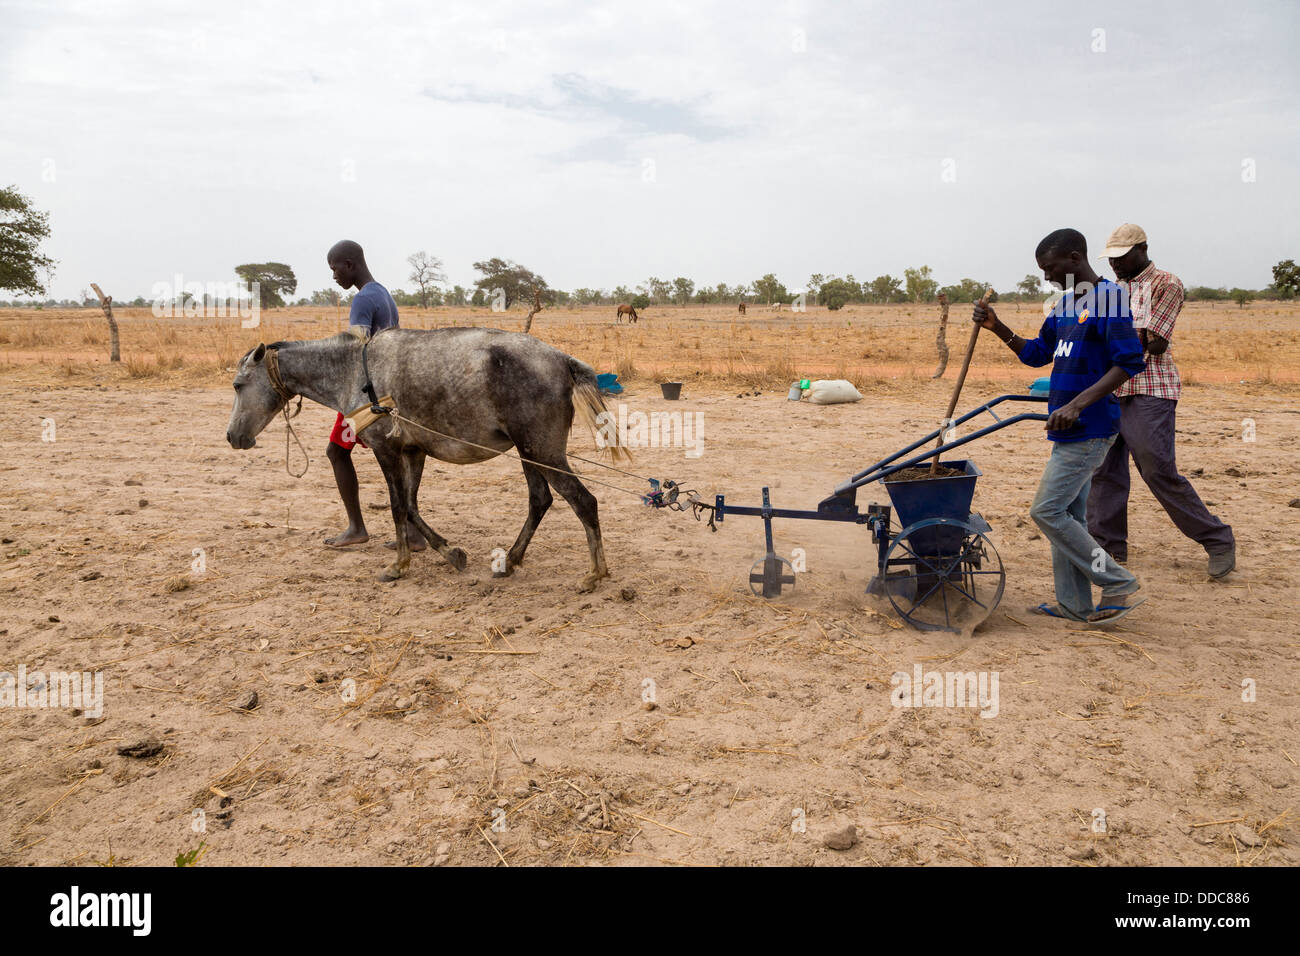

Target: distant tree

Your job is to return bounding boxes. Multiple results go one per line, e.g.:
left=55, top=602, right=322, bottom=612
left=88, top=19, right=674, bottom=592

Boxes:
left=866, top=274, right=903, bottom=303
left=0, top=185, right=56, bottom=296
left=612, top=285, right=630, bottom=302
left=818, top=277, right=859, bottom=311
left=407, top=251, right=446, bottom=308
left=641, top=276, right=672, bottom=304
left=1230, top=288, right=1254, bottom=309
left=672, top=276, right=695, bottom=305
left=938, top=279, right=996, bottom=303
left=806, top=274, right=825, bottom=301
left=630, top=292, right=650, bottom=311
left=1272, top=259, right=1299, bottom=299
left=844, top=274, right=863, bottom=303
left=472, top=257, right=549, bottom=309
left=234, top=262, right=297, bottom=308
left=470, top=288, right=486, bottom=307
left=752, top=273, right=787, bottom=305
left=446, top=285, right=468, bottom=307
left=1186, top=286, right=1228, bottom=302
left=309, top=288, right=340, bottom=306
left=1016, top=274, right=1042, bottom=300
left=904, top=265, right=938, bottom=303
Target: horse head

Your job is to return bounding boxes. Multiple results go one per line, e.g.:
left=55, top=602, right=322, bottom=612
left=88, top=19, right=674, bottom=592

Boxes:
left=226, top=343, right=291, bottom=449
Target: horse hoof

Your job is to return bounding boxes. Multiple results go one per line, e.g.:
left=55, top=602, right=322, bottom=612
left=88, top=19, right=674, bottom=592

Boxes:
left=377, top=571, right=400, bottom=583
left=577, top=575, right=600, bottom=593
left=446, top=548, right=468, bottom=571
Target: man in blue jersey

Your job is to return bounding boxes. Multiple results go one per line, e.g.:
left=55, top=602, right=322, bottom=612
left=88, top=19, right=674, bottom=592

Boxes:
left=322, top=240, right=419, bottom=550
left=972, top=228, right=1147, bottom=625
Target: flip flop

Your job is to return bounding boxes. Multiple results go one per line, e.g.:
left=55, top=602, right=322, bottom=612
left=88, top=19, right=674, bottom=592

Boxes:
left=1086, top=597, right=1147, bottom=627
left=1029, top=603, right=1088, bottom=622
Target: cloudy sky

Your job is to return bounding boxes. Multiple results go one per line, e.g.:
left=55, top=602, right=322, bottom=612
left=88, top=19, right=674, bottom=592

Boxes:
left=2, top=0, right=1297, bottom=300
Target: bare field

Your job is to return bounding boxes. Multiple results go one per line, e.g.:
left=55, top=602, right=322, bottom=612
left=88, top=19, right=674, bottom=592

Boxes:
left=2, top=299, right=1298, bottom=387
left=0, top=304, right=1296, bottom=866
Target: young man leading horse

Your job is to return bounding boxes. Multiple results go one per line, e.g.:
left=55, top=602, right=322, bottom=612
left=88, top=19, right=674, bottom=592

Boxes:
left=320, top=240, right=423, bottom=552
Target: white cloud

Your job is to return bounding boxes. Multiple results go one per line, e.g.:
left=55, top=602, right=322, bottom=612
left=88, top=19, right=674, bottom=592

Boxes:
left=1, top=0, right=1296, bottom=300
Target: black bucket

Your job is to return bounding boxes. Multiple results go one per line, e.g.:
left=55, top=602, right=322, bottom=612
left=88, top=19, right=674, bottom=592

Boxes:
left=660, top=382, right=683, bottom=400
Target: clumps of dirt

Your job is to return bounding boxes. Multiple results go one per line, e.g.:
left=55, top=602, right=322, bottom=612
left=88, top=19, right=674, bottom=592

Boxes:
left=117, top=740, right=164, bottom=759
left=885, top=464, right=965, bottom=481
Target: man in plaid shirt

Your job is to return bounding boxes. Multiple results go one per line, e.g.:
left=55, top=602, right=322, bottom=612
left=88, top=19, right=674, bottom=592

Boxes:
left=1087, top=224, right=1236, bottom=578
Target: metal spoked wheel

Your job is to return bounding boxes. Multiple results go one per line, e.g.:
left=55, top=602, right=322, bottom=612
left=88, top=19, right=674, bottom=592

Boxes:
left=881, top=517, right=1005, bottom=632
left=749, top=553, right=795, bottom=598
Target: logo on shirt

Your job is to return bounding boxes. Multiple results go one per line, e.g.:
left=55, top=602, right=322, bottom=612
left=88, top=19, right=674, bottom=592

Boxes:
left=1077, top=308, right=1089, bottom=324
left=1054, top=341, right=1074, bottom=358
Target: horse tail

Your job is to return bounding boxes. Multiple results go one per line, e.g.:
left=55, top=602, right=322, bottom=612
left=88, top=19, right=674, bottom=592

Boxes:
left=569, top=358, right=632, bottom=463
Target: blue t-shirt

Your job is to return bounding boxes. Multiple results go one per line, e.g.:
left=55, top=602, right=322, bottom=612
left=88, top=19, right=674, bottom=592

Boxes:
left=1016, top=279, right=1145, bottom=442
left=349, top=282, right=399, bottom=336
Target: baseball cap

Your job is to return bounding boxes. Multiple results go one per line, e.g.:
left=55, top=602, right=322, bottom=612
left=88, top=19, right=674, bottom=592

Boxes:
left=1101, top=223, right=1147, bottom=259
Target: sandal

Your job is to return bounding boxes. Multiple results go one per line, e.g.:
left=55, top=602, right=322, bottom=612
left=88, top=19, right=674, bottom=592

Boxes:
left=1086, top=595, right=1146, bottom=626
left=1029, top=602, right=1088, bottom=622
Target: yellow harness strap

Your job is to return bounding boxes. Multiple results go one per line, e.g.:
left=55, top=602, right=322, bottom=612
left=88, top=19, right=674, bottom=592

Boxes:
left=344, top=395, right=396, bottom=436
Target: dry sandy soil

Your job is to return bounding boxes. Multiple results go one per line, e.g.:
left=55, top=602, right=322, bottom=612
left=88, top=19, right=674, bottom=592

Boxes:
left=0, top=304, right=1296, bottom=866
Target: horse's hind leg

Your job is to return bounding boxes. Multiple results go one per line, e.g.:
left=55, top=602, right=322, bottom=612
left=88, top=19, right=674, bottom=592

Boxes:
left=497, top=461, right=553, bottom=577
left=543, top=464, right=608, bottom=592
left=401, top=447, right=467, bottom=572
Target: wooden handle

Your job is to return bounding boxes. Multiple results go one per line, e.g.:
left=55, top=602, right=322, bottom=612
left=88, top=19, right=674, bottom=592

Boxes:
left=931, top=288, right=994, bottom=474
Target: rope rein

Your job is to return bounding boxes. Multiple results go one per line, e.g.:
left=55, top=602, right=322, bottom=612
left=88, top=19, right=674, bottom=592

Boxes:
left=385, top=408, right=717, bottom=531
left=265, top=347, right=309, bottom=478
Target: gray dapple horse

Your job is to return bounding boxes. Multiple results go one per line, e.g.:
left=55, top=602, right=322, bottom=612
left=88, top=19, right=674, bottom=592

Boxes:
left=226, top=328, right=627, bottom=592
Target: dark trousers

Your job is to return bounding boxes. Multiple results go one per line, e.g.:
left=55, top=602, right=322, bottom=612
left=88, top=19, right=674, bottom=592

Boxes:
left=1087, top=395, right=1234, bottom=561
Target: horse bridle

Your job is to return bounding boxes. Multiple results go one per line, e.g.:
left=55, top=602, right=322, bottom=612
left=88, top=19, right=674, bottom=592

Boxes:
left=263, top=346, right=297, bottom=407
left=262, top=345, right=308, bottom=477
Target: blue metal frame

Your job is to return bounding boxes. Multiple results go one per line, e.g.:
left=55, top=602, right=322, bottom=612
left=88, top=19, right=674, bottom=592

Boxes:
left=713, top=394, right=1047, bottom=524
left=713, top=393, right=1047, bottom=621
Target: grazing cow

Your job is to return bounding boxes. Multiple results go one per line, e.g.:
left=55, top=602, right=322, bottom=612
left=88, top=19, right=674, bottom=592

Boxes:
left=616, top=303, right=638, bottom=324
left=738, top=303, right=747, bottom=315
left=226, top=329, right=628, bottom=592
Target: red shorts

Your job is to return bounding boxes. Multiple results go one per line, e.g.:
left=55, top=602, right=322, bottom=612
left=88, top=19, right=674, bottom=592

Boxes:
left=329, top=412, right=367, bottom=451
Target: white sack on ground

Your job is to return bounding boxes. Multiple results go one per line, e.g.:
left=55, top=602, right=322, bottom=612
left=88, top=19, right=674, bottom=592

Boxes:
left=807, top=379, right=863, bottom=405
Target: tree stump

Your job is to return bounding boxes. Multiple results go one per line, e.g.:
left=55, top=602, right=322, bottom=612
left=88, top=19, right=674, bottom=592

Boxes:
left=931, top=292, right=949, bottom=378
left=522, top=287, right=543, bottom=334
left=90, top=283, right=120, bottom=362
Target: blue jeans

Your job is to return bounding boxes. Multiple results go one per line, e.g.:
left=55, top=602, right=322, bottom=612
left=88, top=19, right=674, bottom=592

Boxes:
left=1031, top=436, right=1140, bottom=619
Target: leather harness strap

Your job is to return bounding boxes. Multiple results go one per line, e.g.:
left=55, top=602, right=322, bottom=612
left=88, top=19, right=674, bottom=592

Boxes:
left=264, top=346, right=296, bottom=405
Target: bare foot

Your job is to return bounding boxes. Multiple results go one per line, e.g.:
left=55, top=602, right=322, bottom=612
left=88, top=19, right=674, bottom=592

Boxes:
left=325, top=528, right=369, bottom=549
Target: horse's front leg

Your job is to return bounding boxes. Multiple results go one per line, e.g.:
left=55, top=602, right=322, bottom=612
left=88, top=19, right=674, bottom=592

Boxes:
left=376, top=450, right=410, bottom=582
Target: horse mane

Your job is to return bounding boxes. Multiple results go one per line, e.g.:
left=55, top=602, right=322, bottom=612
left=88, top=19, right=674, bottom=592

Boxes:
left=262, top=329, right=365, bottom=352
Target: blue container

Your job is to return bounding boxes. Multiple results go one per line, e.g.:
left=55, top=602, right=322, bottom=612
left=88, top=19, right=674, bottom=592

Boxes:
left=882, top=459, right=981, bottom=554
left=1029, top=376, right=1050, bottom=397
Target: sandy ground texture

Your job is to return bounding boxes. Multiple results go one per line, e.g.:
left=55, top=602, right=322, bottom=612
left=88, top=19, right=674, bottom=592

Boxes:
left=0, top=363, right=1296, bottom=866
